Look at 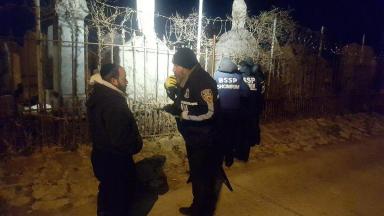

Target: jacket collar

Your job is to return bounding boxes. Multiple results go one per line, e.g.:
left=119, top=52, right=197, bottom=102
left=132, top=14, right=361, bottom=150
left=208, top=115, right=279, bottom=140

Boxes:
left=89, top=73, right=127, bottom=98
left=179, top=64, right=200, bottom=88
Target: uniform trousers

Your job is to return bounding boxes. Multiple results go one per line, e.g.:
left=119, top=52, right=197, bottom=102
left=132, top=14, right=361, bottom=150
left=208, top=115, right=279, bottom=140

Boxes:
left=182, top=126, right=223, bottom=216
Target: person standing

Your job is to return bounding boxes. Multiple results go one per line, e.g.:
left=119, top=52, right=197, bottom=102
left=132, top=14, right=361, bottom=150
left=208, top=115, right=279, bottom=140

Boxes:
left=214, top=57, right=249, bottom=164
left=86, top=63, right=143, bottom=216
left=240, top=58, right=266, bottom=148
left=163, top=48, right=222, bottom=216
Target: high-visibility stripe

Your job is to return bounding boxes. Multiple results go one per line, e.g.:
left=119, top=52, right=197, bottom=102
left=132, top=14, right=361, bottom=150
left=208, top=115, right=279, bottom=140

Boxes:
left=181, top=103, right=214, bottom=121
left=181, top=101, right=198, bottom=106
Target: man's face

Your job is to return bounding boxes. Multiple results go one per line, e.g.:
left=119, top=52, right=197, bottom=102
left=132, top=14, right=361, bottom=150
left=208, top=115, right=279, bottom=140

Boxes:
left=114, top=67, right=128, bottom=92
left=173, top=64, right=186, bottom=83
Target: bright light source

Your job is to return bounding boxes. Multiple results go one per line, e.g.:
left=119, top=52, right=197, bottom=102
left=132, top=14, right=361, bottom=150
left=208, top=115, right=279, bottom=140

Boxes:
left=137, top=0, right=155, bottom=37
left=197, top=0, right=204, bottom=60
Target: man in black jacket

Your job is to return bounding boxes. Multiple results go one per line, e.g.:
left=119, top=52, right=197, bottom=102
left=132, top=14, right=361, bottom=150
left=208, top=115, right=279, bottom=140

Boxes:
left=240, top=58, right=266, bottom=148
left=163, top=48, right=222, bottom=216
left=86, top=63, right=143, bottom=216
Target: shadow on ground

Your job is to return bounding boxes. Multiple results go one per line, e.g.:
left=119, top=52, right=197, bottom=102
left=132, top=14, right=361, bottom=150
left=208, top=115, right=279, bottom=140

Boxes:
left=131, top=155, right=169, bottom=216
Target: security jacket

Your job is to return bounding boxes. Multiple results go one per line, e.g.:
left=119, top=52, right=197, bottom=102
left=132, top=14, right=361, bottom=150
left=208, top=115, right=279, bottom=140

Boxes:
left=177, top=64, right=218, bottom=129
left=240, top=64, right=266, bottom=114
left=214, top=58, right=249, bottom=111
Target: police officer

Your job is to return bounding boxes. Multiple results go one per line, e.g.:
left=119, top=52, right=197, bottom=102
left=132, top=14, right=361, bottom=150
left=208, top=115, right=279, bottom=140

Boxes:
left=214, top=57, right=249, bottom=164
left=240, top=58, right=266, bottom=148
left=163, top=48, right=221, bottom=216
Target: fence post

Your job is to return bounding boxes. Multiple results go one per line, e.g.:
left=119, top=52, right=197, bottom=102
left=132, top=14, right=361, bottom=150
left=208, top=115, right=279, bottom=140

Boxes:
left=57, top=27, right=62, bottom=109
left=205, top=46, right=208, bottom=71
left=143, top=36, right=147, bottom=101
left=111, top=31, right=114, bottom=63
left=166, top=39, right=170, bottom=77
left=319, top=26, right=324, bottom=57
left=34, top=0, right=44, bottom=112
left=360, top=33, right=365, bottom=64
left=97, top=27, right=102, bottom=69
left=131, top=40, right=137, bottom=102
left=211, top=35, right=216, bottom=75
left=156, top=42, right=159, bottom=102
left=84, top=26, right=89, bottom=97
left=71, top=26, right=75, bottom=109
left=122, top=29, right=126, bottom=68
left=268, top=17, right=277, bottom=92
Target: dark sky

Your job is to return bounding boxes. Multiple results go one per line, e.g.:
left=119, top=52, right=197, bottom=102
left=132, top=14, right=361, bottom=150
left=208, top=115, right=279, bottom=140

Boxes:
left=153, top=0, right=384, bottom=48
left=1, top=0, right=384, bottom=50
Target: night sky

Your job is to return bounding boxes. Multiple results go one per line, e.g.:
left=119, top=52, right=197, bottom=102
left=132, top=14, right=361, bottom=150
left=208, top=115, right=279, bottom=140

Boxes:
left=153, top=0, right=384, bottom=49
left=1, top=0, right=383, bottom=50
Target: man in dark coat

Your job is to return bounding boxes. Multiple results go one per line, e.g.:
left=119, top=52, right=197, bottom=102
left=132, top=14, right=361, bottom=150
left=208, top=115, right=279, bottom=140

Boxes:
left=86, top=63, right=143, bottom=216
left=163, top=48, right=222, bottom=216
left=240, top=58, right=266, bottom=147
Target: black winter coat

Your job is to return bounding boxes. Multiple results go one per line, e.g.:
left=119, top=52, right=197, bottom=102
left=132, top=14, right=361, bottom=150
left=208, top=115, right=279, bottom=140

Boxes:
left=86, top=83, right=143, bottom=156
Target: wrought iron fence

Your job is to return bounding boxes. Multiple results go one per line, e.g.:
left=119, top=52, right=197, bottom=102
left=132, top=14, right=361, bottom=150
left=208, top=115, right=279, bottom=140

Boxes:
left=1, top=28, right=383, bottom=153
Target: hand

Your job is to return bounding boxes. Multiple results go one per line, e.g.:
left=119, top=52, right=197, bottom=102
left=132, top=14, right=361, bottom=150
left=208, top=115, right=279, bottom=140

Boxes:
left=162, top=104, right=182, bottom=116
left=164, top=75, right=177, bottom=89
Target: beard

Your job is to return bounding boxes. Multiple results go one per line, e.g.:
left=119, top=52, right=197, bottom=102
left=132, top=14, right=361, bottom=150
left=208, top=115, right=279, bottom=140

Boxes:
left=175, top=74, right=182, bottom=84
left=117, top=83, right=127, bottom=93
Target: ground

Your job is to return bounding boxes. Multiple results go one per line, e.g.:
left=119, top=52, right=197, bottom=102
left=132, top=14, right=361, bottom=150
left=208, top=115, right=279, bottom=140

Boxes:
left=0, top=112, right=384, bottom=215
left=151, top=135, right=384, bottom=216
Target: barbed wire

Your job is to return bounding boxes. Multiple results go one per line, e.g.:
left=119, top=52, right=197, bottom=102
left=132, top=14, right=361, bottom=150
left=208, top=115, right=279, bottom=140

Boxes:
left=2, top=0, right=371, bottom=58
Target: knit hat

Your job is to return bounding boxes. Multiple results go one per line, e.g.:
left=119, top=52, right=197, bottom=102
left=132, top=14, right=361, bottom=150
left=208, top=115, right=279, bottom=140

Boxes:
left=100, top=63, right=119, bottom=80
left=218, top=57, right=238, bottom=73
left=172, top=48, right=198, bottom=69
left=239, top=57, right=254, bottom=67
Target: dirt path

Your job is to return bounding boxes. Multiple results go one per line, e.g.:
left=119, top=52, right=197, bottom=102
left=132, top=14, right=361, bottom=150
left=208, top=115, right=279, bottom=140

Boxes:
left=0, top=113, right=384, bottom=215
left=150, top=136, right=384, bottom=216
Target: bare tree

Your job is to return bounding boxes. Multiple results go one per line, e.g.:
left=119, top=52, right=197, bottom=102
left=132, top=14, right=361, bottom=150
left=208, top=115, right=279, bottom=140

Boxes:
left=247, top=8, right=296, bottom=60
left=87, top=0, right=134, bottom=68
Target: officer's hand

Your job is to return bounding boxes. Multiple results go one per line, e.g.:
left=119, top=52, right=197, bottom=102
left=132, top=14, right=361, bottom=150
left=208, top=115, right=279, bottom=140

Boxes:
left=164, top=75, right=177, bottom=89
left=162, top=104, right=182, bottom=116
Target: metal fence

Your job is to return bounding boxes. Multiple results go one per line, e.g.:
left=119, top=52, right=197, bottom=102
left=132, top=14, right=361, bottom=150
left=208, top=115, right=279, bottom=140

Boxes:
left=1, top=34, right=384, bottom=153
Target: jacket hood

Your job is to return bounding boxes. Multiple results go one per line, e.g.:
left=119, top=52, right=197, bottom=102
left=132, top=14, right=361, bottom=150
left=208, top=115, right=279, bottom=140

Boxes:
left=86, top=73, right=127, bottom=108
left=217, top=57, right=238, bottom=73
left=239, top=65, right=252, bottom=76
left=89, top=73, right=126, bottom=97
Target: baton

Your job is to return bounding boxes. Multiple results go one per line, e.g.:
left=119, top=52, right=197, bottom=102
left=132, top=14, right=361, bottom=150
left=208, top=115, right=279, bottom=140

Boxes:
left=220, top=167, right=233, bottom=191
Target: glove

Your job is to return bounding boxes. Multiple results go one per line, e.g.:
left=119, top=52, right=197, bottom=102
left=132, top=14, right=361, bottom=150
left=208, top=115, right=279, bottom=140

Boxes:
left=164, top=75, right=179, bottom=101
left=166, top=88, right=179, bottom=101
left=162, top=104, right=182, bottom=116
left=164, top=75, right=177, bottom=89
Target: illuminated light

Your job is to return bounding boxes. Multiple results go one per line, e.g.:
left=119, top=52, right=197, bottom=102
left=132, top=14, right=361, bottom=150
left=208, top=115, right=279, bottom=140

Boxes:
left=137, top=0, right=155, bottom=37
left=197, top=0, right=204, bottom=59
left=118, top=0, right=174, bottom=103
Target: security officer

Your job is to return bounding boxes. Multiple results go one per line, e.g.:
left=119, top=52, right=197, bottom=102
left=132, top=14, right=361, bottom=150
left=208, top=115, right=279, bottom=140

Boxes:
left=240, top=58, right=266, bottom=148
left=214, top=57, right=249, bottom=164
left=163, top=48, right=221, bottom=216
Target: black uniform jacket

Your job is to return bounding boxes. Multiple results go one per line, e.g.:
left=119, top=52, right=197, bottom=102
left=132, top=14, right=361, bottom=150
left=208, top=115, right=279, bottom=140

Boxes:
left=86, top=83, right=143, bottom=156
left=177, top=65, right=219, bottom=129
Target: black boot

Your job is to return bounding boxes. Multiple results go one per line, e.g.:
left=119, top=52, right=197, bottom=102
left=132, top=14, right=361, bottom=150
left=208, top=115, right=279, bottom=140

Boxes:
left=179, top=206, right=193, bottom=215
